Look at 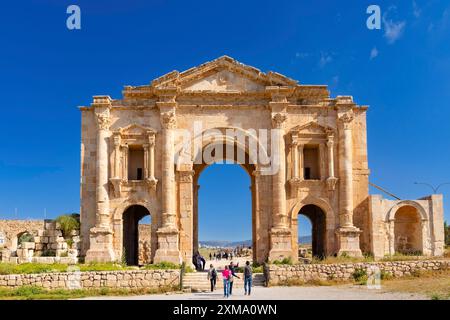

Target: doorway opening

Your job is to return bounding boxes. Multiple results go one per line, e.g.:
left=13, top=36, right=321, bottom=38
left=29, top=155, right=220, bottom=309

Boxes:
left=122, top=205, right=151, bottom=265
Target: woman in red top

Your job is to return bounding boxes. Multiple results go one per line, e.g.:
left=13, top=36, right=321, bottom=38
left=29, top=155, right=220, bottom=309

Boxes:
left=221, top=265, right=231, bottom=298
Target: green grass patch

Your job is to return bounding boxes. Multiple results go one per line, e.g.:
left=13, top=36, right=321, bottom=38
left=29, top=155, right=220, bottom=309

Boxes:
left=0, top=285, right=178, bottom=300
left=142, top=262, right=180, bottom=270
left=352, top=267, right=368, bottom=285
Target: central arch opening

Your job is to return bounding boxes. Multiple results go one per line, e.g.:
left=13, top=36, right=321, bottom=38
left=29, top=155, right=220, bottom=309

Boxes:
left=196, top=164, right=253, bottom=264
left=191, top=138, right=257, bottom=266
left=298, top=205, right=326, bottom=258
left=122, top=205, right=151, bottom=266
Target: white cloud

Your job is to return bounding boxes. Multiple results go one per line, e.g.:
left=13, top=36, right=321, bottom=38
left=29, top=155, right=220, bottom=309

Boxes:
left=383, top=17, right=406, bottom=44
left=413, top=0, right=421, bottom=18
left=370, top=47, right=379, bottom=60
left=319, top=52, right=332, bottom=68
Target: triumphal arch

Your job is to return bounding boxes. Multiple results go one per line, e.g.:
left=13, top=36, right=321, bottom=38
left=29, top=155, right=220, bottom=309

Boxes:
left=80, top=56, right=444, bottom=264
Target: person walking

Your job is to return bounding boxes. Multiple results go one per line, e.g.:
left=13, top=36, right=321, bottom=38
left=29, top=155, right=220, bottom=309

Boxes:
left=228, top=261, right=240, bottom=296
left=200, top=254, right=206, bottom=270
left=244, top=261, right=253, bottom=295
left=209, top=253, right=212, bottom=261
left=207, top=264, right=217, bottom=292
left=221, top=265, right=231, bottom=298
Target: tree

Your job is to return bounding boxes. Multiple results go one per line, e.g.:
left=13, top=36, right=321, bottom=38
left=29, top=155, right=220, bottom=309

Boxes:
left=55, top=214, right=80, bottom=239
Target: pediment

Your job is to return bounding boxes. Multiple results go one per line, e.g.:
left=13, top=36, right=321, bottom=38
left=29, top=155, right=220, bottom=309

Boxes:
left=182, top=69, right=264, bottom=92
left=151, top=56, right=298, bottom=93
left=118, top=124, right=156, bottom=136
left=291, top=122, right=333, bottom=135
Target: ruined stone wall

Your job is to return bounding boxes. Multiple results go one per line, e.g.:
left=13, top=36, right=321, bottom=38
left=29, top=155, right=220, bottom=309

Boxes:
left=0, top=269, right=179, bottom=290
left=138, top=224, right=151, bottom=265
left=266, top=259, right=450, bottom=286
left=0, top=220, right=45, bottom=249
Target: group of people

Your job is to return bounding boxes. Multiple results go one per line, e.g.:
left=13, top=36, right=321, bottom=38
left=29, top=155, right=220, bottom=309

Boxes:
left=209, top=251, right=233, bottom=261
left=206, top=261, right=253, bottom=298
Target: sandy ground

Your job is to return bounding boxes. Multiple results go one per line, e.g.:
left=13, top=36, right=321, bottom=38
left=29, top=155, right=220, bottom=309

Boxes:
left=82, top=284, right=426, bottom=300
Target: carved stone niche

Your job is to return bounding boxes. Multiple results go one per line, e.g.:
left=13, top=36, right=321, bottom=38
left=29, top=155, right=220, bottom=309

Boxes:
left=109, top=124, right=158, bottom=197
left=288, top=122, right=336, bottom=193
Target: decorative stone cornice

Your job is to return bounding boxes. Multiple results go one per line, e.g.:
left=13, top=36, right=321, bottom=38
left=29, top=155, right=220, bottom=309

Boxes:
left=91, top=95, right=112, bottom=107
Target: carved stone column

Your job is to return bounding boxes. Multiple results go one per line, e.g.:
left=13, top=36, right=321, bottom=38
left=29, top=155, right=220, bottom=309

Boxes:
left=143, top=143, right=149, bottom=179
left=266, top=86, right=293, bottom=262
left=153, top=89, right=181, bottom=264
left=109, top=133, right=122, bottom=198
left=336, top=110, right=362, bottom=257
left=145, top=134, right=157, bottom=190
left=178, top=170, right=195, bottom=266
left=113, top=134, right=121, bottom=179
left=319, top=143, right=326, bottom=181
left=292, top=134, right=299, bottom=179
left=298, top=144, right=304, bottom=181
left=326, top=132, right=338, bottom=191
left=122, top=145, right=129, bottom=181
left=85, top=96, right=116, bottom=263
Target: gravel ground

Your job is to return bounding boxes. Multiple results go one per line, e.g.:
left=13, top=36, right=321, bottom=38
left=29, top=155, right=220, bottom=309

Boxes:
left=82, top=284, right=426, bottom=300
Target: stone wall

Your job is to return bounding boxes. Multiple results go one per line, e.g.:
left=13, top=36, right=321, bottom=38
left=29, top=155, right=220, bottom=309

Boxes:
left=0, top=220, right=45, bottom=249
left=0, top=269, right=180, bottom=290
left=0, top=219, right=80, bottom=263
left=265, top=260, right=450, bottom=286
left=138, top=224, right=151, bottom=265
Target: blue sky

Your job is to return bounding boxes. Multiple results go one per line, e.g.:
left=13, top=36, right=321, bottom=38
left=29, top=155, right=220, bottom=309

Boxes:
left=0, top=1, right=449, bottom=241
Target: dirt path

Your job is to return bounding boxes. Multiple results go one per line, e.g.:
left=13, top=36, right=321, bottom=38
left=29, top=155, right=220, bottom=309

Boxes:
left=82, top=284, right=427, bottom=300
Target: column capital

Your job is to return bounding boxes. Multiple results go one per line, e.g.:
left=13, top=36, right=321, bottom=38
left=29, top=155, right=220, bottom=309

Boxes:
left=178, top=170, right=195, bottom=183
left=160, top=110, right=177, bottom=129
left=271, top=112, right=287, bottom=129
left=95, top=109, right=111, bottom=131
left=148, top=134, right=156, bottom=147
left=338, top=110, right=354, bottom=129
left=113, top=134, right=121, bottom=146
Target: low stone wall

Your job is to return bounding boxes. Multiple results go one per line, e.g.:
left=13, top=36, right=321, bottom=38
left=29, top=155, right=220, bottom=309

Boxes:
left=0, top=269, right=180, bottom=290
left=265, top=260, right=450, bottom=286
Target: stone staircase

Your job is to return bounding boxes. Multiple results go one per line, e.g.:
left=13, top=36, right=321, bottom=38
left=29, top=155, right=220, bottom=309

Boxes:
left=182, top=272, right=266, bottom=292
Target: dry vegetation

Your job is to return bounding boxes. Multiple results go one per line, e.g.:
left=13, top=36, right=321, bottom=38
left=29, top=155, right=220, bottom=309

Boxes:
left=379, top=269, right=450, bottom=300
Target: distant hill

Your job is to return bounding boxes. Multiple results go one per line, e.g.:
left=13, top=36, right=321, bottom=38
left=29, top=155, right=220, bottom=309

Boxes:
left=199, top=240, right=251, bottom=248
left=298, top=235, right=312, bottom=244
left=200, top=236, right=311, bottom=248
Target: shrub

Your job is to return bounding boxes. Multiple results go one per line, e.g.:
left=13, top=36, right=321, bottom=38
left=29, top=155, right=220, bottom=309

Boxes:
left=272, top=257, right=293, bottom=265
left=380, top=270, right=393, bottom=280
left=55, top=214, right=80, bottom=238
left=143, top=262, right=180, bottom=270
left=66, top=239, right=74, bottom=248
left=352, top=267, right=368, bottom=284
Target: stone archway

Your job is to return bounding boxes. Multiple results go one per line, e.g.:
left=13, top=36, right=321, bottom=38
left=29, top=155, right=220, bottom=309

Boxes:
left=297, top=205, right=326, bottom=258
left=393, top=205, right=423, bottom=254
left=122, top=205, right=151, bottom=265
left=190, top=137, right=258, bottom=262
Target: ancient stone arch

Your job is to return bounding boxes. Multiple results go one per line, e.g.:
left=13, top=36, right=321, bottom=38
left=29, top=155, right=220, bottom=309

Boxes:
left=387, top=200, right=428, bottom=222
left=79, top=56, right=444, bottom=264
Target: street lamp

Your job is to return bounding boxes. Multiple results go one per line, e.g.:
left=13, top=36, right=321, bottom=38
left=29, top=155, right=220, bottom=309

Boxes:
left=413, top=182, right=450, bottom=194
